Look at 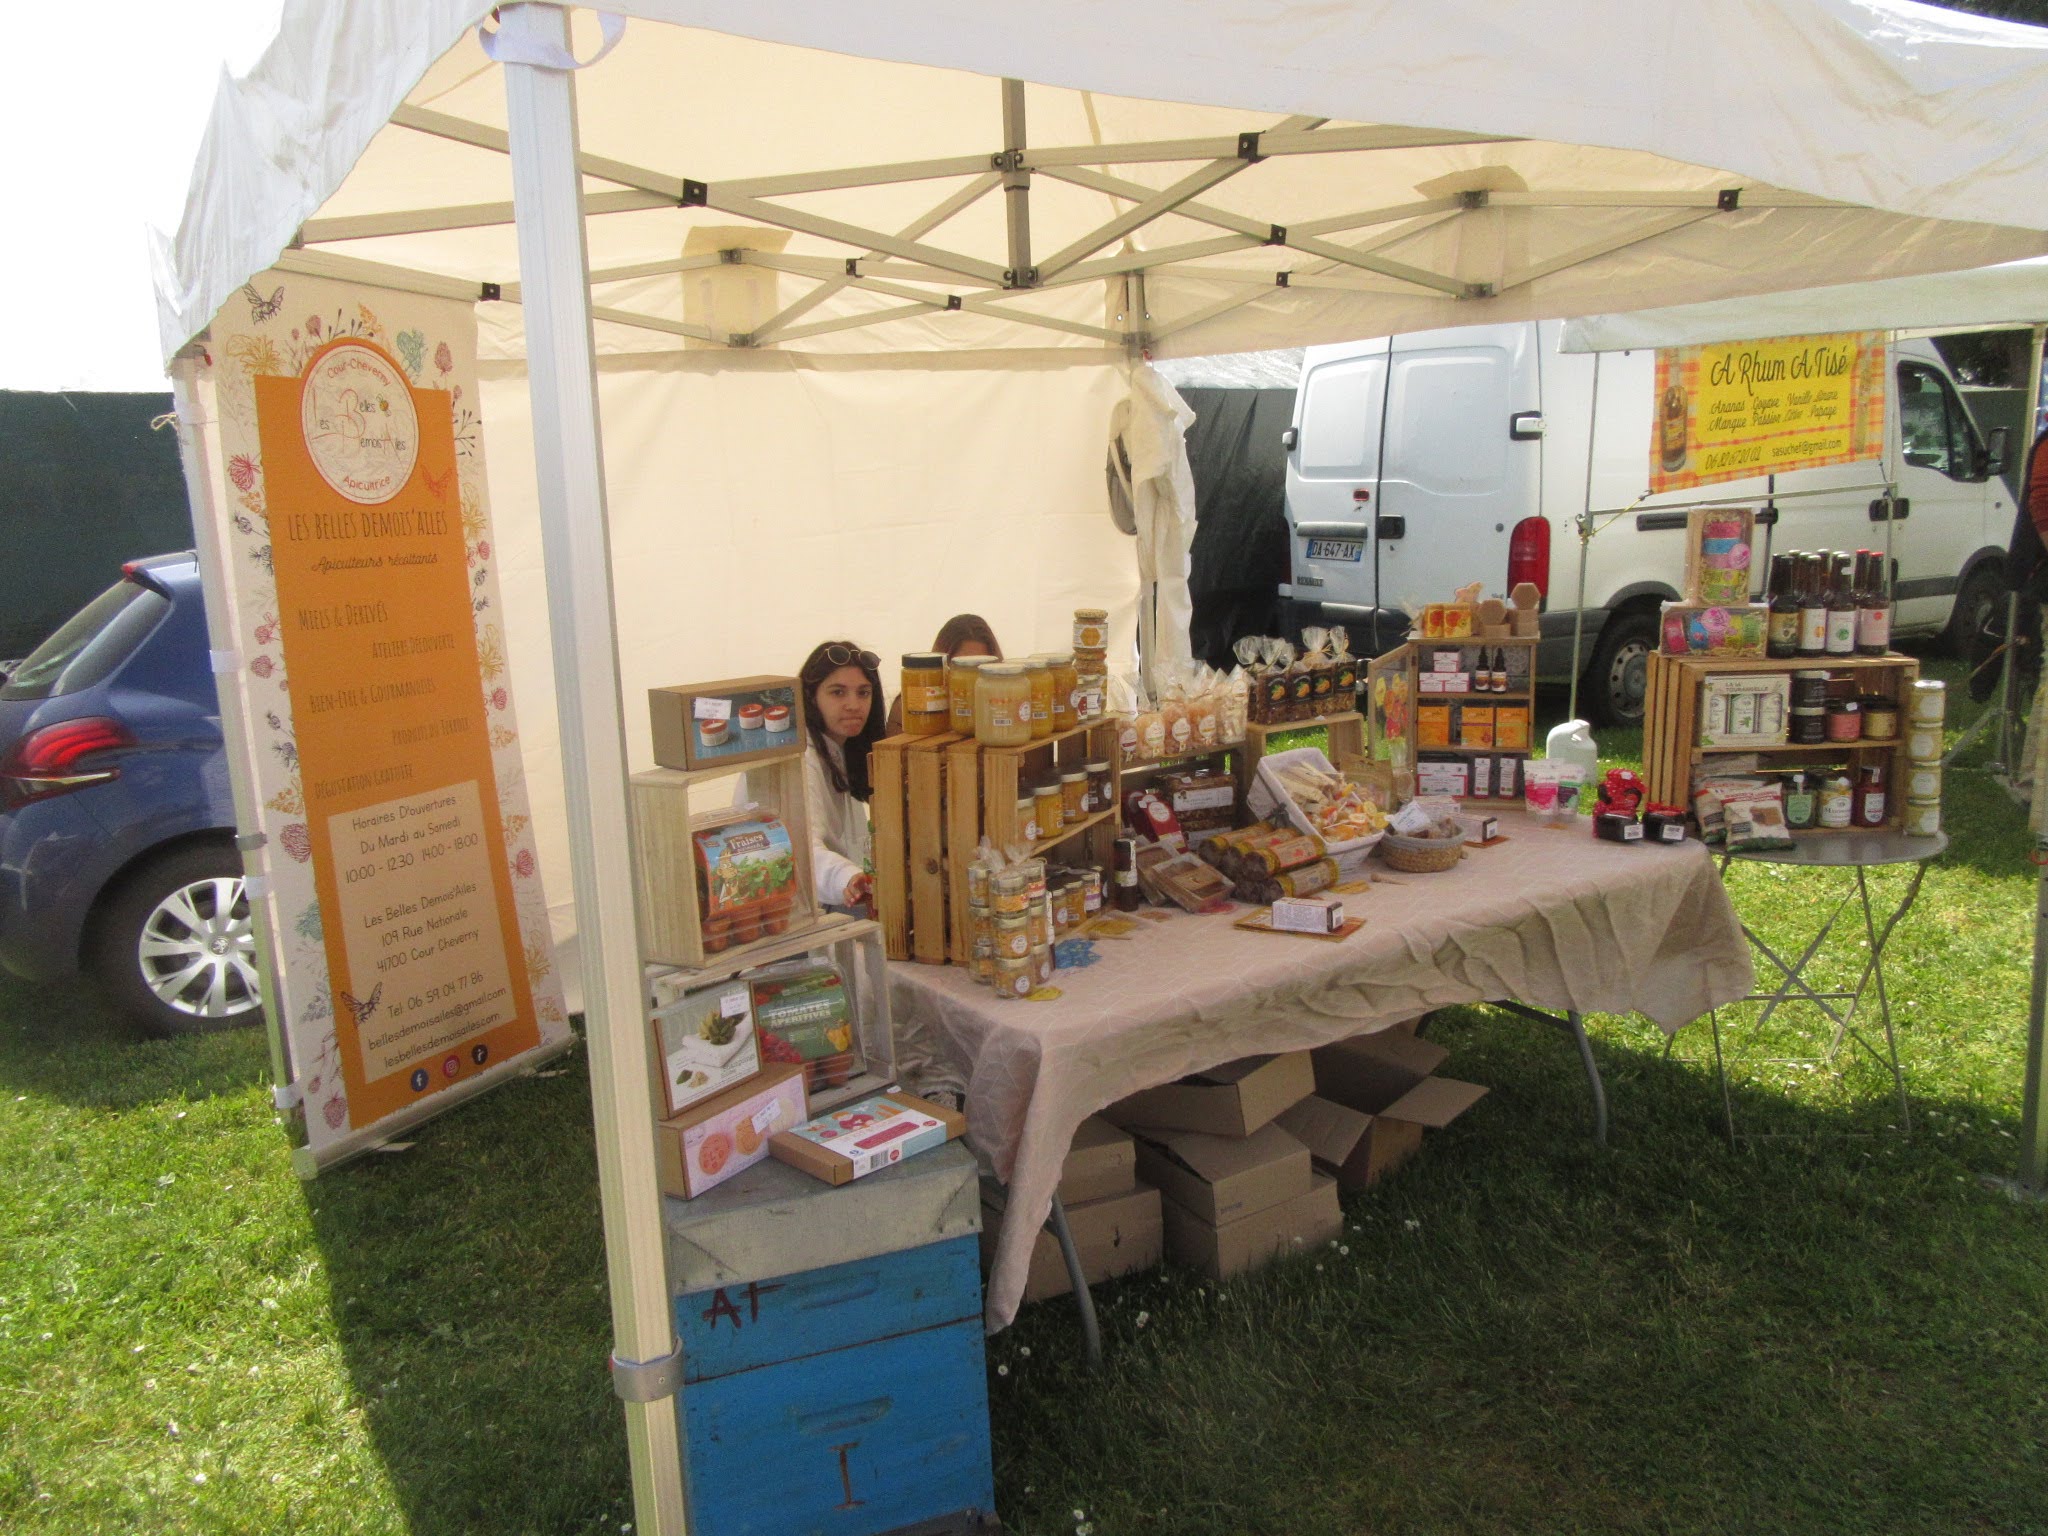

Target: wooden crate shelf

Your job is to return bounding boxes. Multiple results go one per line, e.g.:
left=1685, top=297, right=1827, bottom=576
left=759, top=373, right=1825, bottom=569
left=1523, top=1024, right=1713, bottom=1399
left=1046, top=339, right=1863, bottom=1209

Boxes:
left=873, top=718, right=1124, bottom=966
left=630, top=749, right=822, bottom=970
left=1643, top=650, right=1920, bottom=830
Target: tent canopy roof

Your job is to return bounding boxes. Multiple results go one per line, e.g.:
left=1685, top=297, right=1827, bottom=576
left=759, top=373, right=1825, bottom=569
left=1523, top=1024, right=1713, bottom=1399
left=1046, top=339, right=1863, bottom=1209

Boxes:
left=158, top=0, right=2048, bottom=368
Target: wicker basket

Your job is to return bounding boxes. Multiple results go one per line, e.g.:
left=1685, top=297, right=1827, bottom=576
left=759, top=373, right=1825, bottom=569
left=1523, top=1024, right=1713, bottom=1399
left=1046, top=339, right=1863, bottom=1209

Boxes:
left=1377, top=830, right=1466, bottom=874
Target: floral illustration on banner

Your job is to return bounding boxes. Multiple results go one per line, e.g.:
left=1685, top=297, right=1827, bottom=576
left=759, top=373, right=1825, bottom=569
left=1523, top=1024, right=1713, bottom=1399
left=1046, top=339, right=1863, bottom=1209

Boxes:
left=295, top=902, right=323, bottom=944
left=395, top=328, right=427, bottom=380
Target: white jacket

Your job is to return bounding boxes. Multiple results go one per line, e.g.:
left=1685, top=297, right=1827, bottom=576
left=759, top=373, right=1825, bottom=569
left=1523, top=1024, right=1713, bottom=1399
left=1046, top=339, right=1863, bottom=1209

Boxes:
left=802, top=737, right=871, bottom=909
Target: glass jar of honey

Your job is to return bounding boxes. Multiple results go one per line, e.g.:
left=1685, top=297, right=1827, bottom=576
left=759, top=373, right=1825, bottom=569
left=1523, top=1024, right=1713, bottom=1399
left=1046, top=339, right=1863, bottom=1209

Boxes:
left=1014, top=795, right=1040, bottom=844
left=1073, top=609, right=1109, bottom=651
left=1044, top=651, right=1079, bottom=732
left=1023, top=659, right=1055, bottom=740
left=1060, top=770, right=1088, bottom=824
left=900, top=652, right=948, bottom=736
left=974, top=664, right=1033, bottom=746
left=948, top=655, right=989, bottom=732
left=1085, top=759, right=1113, bottom=813
left=1033, top=781, right=1065, bottom=838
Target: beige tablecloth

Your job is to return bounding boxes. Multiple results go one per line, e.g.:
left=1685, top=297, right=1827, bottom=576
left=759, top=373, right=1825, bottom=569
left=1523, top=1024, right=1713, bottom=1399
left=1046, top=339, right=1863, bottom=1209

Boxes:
left=889, top=822, right=1754, bottom=1329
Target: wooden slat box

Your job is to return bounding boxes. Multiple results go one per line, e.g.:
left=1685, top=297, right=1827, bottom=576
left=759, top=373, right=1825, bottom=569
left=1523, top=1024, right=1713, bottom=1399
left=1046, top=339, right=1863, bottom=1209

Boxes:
left=666, top=1142, right=994, bottom=1536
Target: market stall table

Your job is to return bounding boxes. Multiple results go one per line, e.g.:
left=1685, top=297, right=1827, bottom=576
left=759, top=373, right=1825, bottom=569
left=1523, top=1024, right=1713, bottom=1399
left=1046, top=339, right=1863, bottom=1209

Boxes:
left=890, top=820, right=1755, bottom=1331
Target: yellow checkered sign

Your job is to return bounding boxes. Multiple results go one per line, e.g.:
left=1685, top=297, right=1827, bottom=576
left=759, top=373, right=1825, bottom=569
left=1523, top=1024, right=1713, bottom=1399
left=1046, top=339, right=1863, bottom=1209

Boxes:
left=1651, top=332, right=1885, bottom=493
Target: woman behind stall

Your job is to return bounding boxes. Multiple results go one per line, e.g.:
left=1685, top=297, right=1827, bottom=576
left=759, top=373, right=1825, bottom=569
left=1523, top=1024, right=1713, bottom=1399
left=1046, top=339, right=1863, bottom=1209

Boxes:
left=792, top=640, right=886, bottom=915
left=884, top=613, right=1004, bottom=734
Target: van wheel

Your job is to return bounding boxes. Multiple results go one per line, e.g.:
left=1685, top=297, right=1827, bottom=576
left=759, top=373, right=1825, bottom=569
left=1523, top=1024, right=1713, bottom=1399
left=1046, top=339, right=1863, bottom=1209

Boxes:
left=91, top=842, right=264, bottom=1037
left=1586, top=609, right=1658, bottom=728
left=1944, top=560, right=2006, bottom=658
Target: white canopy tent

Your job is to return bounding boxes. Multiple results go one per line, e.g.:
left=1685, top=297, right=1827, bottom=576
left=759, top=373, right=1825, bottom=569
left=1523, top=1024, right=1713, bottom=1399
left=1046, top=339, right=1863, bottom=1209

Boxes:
left=156, top=2, right=2048, bottom=1528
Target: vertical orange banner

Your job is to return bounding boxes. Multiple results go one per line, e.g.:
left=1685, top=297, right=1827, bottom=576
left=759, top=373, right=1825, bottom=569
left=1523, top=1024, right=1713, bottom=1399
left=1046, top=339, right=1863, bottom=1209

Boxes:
left=254, top=341, right=538, bottom=1126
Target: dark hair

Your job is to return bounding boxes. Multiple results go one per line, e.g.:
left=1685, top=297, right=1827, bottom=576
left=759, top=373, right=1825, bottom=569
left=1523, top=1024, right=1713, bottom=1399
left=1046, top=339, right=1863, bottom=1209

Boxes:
left=798, top=641, right=884, bottom=801
left=931, top=613, right=1002, bottom=660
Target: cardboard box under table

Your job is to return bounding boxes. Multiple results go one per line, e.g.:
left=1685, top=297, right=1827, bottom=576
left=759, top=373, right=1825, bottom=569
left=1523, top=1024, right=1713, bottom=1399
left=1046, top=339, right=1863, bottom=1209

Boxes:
left=664, top=1140, right=995, bottom=1536
left=1298, top=1030, right=1489, bottom=1185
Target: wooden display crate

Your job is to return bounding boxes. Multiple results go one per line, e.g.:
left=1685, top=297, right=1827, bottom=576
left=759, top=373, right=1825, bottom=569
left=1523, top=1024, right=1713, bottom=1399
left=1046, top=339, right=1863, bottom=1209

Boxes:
left=649, top=915, right=897, bottom=1115
left=873, top=719, right=1123, bottom=965
left=871, top=730, right=968, bottom=966
left=1643, top=651, right=1920, bottom=828
left=630, top=748, right=820, bottom=970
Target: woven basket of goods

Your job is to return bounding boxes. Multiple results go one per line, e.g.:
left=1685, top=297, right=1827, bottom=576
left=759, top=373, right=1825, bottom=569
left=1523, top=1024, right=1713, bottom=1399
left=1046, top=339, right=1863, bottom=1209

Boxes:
left=1377, top=829, right=1465, bottom=874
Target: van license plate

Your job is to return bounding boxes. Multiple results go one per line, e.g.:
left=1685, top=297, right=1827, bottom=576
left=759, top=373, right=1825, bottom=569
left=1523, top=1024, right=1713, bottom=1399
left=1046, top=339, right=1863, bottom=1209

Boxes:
left=1305, top=537, right=1365, bottom=562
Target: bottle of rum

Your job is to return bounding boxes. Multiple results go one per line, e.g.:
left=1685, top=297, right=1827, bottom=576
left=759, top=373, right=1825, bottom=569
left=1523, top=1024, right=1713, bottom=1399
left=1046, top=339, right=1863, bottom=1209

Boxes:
left=1824, top=552, right=1858, bottom=656
left=1856, top=549, right=1892, bottom=657
left=1765, top=552, right=1800, bottom=659
left=1796, top=552, right=1829, bottom=657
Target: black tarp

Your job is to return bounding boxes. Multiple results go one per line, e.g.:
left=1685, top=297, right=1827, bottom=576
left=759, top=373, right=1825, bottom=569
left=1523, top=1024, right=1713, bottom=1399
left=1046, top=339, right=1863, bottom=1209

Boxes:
left=1180, top=385, right=1295, bottom=670
left=0, top=392, right=194, bottom=659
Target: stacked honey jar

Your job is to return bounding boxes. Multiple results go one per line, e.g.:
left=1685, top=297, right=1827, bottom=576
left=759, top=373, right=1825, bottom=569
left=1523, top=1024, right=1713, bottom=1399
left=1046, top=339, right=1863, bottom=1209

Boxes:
left=964, top=851, right=1122, bottom=999
left=924, top=609, right=1110, bottom=747
left=1902, top=678, right=1945, bottom=837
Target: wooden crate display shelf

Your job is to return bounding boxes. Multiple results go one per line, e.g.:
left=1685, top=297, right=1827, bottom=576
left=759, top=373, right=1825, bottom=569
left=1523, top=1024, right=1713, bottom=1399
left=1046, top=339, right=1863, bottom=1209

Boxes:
left=872, top=718, right=1123, bottom=966
left=1238, top=710, right=1367, bottom=805
left=1405, top=637, right=1537, bottom=775
left=1642, top=651, right=1920, bottom=829
left=630, top=748, right=821, bottom=971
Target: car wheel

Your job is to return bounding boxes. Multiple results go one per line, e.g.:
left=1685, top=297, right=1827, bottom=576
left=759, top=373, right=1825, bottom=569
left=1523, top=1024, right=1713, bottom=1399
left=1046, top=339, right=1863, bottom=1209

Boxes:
left=1585, top=607, right=1658, bottom=728
left=92, top=843, right=264, bottom=1036
left=1944, top=559, right=2007, bottom=659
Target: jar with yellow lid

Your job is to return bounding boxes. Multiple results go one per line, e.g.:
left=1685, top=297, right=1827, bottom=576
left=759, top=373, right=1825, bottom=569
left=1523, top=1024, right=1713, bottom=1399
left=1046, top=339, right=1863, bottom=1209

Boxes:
left=900, top=652, right=948, bottom=736
left=1033, top=781, right=1065, bottom=838
left=948, top=655, right=990, bottom=731
left=1022, top=659, right=1055, bottom=740
left=1043, top=652, right=1079, bottom=732
left=974, top=663, right=1033, bottom=746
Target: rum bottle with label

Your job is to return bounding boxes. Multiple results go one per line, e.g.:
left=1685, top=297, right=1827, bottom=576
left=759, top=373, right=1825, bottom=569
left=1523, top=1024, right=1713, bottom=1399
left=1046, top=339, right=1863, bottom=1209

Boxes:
left=1824, top=552, right=1858, bottom=656
left=1796, top=552, right=1829, bottom=657
left=1856, top=549, right=1892, bottom=657
left=1765, top=552, right=1800, bottom=659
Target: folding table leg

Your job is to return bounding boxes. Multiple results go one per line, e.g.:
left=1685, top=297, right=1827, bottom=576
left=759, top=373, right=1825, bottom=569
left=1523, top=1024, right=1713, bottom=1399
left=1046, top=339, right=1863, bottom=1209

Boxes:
left=1490, top=1001, right=1607, bottom=1146
left=1044, top=1193, right=1102, bottom=1371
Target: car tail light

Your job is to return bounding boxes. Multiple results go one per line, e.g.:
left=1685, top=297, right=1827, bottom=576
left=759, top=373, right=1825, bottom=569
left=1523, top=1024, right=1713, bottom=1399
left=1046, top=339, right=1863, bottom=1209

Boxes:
left=0, top=717, right=136, bottom=809
left=1508, top=517, right=1551, bottom=605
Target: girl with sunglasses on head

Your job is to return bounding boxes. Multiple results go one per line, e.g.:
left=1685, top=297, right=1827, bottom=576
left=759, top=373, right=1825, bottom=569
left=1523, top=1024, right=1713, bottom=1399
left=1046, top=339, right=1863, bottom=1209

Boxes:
left=794, top=640, right=886, bottom=915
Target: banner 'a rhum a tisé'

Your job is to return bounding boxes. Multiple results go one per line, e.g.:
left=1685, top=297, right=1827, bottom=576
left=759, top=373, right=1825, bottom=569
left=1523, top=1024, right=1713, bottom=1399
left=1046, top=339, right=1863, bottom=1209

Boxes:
left=1651, top=332, right=1885, bottom=494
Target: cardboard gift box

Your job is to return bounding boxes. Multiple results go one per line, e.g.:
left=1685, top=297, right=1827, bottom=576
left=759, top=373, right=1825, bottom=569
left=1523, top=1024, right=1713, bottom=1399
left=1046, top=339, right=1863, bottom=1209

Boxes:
left=770, top=1090, right=966, bottom=1186
left=656, top=1062, right=809, bottom=1200
left=1160, top=1173, right=1343, bottom=1281
left=650, top=675, right=804, bottom=771
left=1105, top=1052, right=1315, bottom=1138
left=650, top=976, right=763, bottom=1117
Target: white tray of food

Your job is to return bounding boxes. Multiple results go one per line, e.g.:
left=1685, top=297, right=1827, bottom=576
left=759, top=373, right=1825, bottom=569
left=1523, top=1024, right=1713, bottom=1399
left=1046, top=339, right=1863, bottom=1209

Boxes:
left=1247, top=746, right=1387, bottom=874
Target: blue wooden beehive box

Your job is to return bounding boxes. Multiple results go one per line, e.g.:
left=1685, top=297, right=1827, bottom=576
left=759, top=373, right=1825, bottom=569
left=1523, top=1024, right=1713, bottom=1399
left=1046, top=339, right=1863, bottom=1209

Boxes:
left=665, top=1138, right=997, bottom=1535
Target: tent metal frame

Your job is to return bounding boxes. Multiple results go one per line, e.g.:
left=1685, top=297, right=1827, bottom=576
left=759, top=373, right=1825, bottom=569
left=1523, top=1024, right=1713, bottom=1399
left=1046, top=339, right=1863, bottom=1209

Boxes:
left=277, top=77, right=1836, bottom=357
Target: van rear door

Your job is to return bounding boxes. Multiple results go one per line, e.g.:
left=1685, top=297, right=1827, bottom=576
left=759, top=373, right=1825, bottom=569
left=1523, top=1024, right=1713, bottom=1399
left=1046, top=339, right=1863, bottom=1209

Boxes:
left=1373, top=327, right=1542, bottom=631
left=1286, top=340, right=1391, bottom=643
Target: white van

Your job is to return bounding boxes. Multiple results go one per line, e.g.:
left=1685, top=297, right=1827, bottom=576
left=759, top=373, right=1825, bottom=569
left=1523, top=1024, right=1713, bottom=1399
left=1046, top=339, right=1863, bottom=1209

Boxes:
left=1280, top=321, right=2017, bottom=723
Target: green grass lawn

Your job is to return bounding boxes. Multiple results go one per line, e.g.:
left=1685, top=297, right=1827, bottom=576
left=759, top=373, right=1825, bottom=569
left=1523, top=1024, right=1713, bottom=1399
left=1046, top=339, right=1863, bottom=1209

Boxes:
left=5, top=653, right=2047, bottom=1534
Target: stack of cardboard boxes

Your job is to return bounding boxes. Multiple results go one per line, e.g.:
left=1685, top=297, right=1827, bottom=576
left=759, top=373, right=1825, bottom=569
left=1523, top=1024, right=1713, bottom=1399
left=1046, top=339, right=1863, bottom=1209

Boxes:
left=1097, top=1030, right=1487, bottom=1282
left=982, top=1115, right=1165, bottom=1303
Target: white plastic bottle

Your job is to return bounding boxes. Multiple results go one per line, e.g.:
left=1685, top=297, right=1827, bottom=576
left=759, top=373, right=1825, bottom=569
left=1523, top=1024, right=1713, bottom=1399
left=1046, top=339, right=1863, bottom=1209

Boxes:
left=1544, top=718, right=1600, bottom=815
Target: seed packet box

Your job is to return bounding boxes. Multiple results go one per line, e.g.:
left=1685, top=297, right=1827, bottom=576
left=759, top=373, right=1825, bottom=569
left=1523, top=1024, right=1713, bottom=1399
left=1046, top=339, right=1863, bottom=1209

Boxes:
left=650, top=675, right=803, bottom=771
left=650, top=976, right=763, bottom=1117
left=656, top=1062, right=809, bottom=1200
left=770, top=1090, right=966, bottom=1186
left=1104, top=1051, right=1315, bottom=1138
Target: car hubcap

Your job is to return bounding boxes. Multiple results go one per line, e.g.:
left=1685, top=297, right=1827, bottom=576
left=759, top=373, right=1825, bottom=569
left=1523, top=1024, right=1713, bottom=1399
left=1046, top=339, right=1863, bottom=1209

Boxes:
left=137, top=876, right=260, bottom=1020
left=1609, top=641, right=1648, bottom=718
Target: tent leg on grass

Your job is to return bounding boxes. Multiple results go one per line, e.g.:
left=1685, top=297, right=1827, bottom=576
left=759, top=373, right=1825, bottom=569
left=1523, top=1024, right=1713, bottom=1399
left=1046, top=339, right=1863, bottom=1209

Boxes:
left=500, top=6, right=686, bottom=1533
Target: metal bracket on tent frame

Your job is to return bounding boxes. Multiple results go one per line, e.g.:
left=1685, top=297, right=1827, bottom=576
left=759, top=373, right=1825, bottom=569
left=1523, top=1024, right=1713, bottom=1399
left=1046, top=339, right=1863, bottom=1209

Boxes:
left=1237, top=131, right=1266, bottom=162
left=1719, top=187, right=1742, bottom=211
left=1002, top=266, right=1040, bottom=289
left=235, top=830, right=267, bottom=852
left=609, top=1344, right=686, bottom=1403
left=680, top=179, right=708, bottom=207
left=479, top=281, right=503, bottom=301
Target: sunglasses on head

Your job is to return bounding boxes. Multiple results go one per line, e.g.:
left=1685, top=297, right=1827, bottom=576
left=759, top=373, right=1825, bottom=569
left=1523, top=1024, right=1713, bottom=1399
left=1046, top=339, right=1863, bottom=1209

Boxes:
left=822, top=644, right=880, bottom=670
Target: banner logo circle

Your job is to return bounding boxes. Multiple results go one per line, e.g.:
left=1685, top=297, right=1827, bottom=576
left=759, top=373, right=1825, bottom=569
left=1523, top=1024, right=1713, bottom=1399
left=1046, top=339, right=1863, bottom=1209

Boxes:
left=300, top=342, right=420, bottom=505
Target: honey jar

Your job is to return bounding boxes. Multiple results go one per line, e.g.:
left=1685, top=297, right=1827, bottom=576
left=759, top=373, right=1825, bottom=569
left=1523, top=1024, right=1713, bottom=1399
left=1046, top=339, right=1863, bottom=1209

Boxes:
left=1060, top=770, right=1089, bottom=824
left=1023, top=659, right=1055, bottom=740
left=900, top=651, right=948, bottom=736
left=1045, top=652, right=1078, bottom=732
left=1033, top=781, right=1065, bottom=837
left=948, top=655, right=989, bottom=731
left=1073, top=608, right=1109, bottom=650
left=974, top=663, right=1033, bottom=746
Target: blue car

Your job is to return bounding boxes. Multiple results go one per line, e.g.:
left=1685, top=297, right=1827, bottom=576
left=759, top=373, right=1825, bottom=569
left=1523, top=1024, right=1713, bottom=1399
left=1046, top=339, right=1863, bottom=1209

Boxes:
left=0, top=553, right=257, bottom=1034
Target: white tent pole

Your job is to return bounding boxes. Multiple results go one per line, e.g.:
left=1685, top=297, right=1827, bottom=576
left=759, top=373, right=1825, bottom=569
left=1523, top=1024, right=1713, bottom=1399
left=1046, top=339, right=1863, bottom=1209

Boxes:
left=497, top=7, right=686, bottom=1534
